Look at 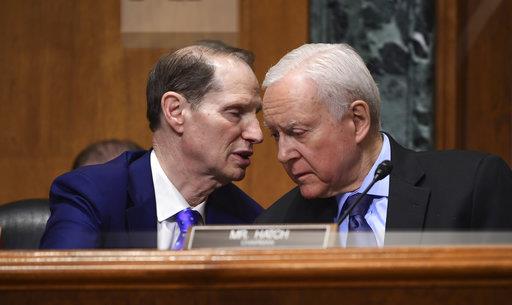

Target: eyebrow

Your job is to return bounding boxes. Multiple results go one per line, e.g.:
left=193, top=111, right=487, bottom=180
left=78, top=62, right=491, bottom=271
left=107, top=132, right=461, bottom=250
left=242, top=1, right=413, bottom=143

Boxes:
left=263, top=120, right=299, bottom=130
left=284, top=121, right=299, bottom=129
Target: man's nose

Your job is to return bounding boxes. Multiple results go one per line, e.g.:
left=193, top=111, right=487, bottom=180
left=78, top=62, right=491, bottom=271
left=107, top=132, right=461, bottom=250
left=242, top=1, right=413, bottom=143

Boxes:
left=277, top=136, right=298, bottom=163
left=242, top=116, right=263, bottom=144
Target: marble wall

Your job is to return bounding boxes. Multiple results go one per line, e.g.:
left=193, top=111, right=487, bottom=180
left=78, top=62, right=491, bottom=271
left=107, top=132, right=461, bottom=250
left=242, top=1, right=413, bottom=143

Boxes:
left=310, top=0, right=435, bottom=150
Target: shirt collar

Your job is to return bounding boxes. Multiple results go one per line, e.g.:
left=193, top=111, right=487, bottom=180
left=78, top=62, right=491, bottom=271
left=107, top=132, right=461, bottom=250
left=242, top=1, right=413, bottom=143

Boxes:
left=150, top=150, right=206, bottom=222
left=358, top=133, right=391, bottom=197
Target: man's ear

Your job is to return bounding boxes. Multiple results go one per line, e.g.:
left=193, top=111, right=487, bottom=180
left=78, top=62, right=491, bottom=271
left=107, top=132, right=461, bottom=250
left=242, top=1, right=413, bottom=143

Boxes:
left=349, top=100, right=371, bottom=144
left=161, top=91, right=188, bottom=134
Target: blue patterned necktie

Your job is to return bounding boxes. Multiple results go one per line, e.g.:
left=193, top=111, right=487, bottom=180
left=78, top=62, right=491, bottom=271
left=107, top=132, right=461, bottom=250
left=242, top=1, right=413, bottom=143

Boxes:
left=172, top=208, right=202, bottom=250
left=340, top=193, right=378, bottom=247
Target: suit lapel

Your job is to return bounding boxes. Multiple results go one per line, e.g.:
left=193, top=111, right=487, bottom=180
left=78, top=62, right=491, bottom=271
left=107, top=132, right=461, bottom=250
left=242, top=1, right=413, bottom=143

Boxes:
left=204, top=183, right=262, bottom=224
left=125, top=151, right=157, bottom=248
left=386, top=136, right=430, bottom=234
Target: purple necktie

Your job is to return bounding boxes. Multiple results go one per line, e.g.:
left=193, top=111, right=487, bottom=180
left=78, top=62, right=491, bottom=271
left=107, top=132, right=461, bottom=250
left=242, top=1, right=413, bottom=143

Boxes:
left=172, top=208, right=202, bottom=250
left=340, top=193, right=377, bottom=247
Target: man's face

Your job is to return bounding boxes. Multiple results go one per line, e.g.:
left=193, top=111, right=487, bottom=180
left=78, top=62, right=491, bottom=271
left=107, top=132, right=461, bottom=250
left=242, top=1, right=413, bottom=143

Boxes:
left=182, top=57, right=263, bottom=184
left=263, top=73, right=362, bottom=199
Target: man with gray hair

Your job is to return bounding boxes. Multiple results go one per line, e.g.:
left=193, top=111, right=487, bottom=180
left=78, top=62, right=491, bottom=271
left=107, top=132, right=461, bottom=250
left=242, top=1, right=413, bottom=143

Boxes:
left=257, top=43, right=512, bottom=246
left=41, top=45, right=263, bottom=249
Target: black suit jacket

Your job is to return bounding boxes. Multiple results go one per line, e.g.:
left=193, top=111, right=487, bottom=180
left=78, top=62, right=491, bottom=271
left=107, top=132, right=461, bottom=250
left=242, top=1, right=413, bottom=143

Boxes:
left=257, top=136, right=512, bottom=231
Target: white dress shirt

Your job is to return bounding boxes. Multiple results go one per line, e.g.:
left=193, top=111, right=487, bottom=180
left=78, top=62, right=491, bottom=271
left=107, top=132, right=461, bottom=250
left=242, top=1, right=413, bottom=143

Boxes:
left=150, top=150, right=205, bottom=250
left=336, top=133, right=391, bottom=247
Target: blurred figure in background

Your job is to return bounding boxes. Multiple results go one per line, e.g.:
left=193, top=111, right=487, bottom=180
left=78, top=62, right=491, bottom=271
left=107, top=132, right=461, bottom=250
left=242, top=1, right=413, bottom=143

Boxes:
left=72, top=139, right=143, bottom=169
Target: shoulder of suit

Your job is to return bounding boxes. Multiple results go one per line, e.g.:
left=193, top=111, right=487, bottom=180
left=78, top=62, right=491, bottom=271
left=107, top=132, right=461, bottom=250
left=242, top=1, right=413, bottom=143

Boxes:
left=273, top=187, right=302, bottom=205
left=407, top=148, right=511, bottom=179
left=54, top=150, right=149, bottom=195
left=210, top=183, right=262, bottom=210
left=415, top=149, right=492, bottom=167
left=258, top=187, right=301, bottom=218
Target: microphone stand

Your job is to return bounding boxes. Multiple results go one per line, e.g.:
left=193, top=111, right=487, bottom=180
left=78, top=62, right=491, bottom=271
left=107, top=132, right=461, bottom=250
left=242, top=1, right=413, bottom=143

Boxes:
left=336, top=160, right=393, bottom=226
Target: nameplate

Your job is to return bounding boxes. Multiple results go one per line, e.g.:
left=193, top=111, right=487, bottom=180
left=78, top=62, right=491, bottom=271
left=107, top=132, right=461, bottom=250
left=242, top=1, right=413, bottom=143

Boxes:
left=185, top=224, right=336, bottom=250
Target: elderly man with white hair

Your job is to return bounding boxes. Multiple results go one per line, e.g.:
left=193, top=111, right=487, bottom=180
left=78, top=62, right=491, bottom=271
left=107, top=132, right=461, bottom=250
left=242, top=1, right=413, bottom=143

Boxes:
left=257, top=43, right=512, bottom=247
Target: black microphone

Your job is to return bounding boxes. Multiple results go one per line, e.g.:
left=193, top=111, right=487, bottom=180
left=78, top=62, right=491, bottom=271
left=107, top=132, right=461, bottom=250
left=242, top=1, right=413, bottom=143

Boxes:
left=336, top=160, right=393, bottom=226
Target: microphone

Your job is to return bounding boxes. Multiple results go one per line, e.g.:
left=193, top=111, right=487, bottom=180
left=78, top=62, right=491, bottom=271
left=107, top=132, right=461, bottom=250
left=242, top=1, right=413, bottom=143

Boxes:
left=336, top=160, right=393, bottom=226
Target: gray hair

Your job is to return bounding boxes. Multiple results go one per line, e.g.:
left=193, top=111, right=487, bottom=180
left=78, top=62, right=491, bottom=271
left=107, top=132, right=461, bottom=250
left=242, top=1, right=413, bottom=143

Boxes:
left=263, top=43, right=381, bottom=129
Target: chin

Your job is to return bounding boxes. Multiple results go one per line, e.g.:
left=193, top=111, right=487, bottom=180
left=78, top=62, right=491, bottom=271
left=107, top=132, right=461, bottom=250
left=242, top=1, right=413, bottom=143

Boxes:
left=298, top=184, right=328, bottom=199
left=224, top=168, right=246, bottom=182
left=230, top=174, right=245, bottom=181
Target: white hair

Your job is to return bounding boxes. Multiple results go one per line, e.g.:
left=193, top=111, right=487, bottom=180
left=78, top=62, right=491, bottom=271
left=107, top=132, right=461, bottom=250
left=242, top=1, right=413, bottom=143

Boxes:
left=263, top=43, right=381, bottom=128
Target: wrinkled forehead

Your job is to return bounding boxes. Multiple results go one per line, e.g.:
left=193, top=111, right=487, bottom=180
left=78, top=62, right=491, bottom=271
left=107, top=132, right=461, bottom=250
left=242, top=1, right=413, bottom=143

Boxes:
left=263, top=73, right=321, bottom=106
left=262, top=75, right=324, bottom=127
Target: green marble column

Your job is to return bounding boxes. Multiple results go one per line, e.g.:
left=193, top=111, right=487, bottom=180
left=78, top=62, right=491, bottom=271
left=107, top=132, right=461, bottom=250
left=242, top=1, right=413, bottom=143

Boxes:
left=310, top=0, right=435, bottom=150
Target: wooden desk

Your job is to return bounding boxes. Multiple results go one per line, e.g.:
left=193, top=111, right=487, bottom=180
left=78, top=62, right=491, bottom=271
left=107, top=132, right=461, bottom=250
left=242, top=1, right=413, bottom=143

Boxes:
left=1, top=246, right=511, bottom=304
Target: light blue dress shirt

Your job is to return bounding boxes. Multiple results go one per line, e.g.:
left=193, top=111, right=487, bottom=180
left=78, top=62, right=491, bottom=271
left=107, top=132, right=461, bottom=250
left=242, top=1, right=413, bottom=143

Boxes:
left=336, top=133, right=390, bottom=247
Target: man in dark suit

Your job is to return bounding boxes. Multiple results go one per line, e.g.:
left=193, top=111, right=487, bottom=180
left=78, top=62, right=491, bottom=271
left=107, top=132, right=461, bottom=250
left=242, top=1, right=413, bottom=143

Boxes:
left=257, top=43, right=512, bottom=246
left=40, top=44, right=263, bottom=249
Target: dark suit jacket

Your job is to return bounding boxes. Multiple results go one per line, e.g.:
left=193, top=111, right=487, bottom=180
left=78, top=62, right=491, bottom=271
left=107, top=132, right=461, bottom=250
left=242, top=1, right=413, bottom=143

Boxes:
left=257, top=136, right=512, bottom=231
left=40, top=151, right=262, bottom=249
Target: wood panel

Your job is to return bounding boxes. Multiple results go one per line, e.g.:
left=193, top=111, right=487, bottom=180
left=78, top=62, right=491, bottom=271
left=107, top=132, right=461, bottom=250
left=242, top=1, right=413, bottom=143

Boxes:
left=436, top=0, right=512, bottom=165
left=0, top=0, right=160, bottom=203
left=435, top=0, right=463, bottom=149
left=461, top=0, right=511, bottom=164
left=1, top=247, right=512, bottom=304
left=0, top=0, right=309, bottom=207
left=237, top=0, right=308, bottom=207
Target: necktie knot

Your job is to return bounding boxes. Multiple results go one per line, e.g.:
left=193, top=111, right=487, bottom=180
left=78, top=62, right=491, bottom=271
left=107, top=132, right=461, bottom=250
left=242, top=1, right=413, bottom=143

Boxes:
left=176, top=208, right=202, bottom=232
left=342, top=193, right=374, bottom=217
left=172, top=208, right=202, bottom=250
